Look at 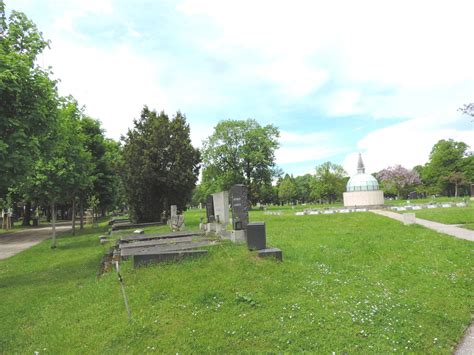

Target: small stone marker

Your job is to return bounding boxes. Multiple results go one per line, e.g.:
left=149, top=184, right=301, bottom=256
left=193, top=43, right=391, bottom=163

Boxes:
left=170, top=205, right=177, bottom=218
left=403, top=213, right=416, bottom=225
left=456, top=202, right=467, bottom=207
left=442, top=203, right=452, bottom=208
left=295, top=212, right=305, bottom=216
left=427, top=205, right=436, bottom=209
left=246, top=222, right=266, bottom=250
left=412, top=206, right=422, bottom=210
left=134, top=229, right=145, bottom=234
left=257, top=248, right=282, bottom=261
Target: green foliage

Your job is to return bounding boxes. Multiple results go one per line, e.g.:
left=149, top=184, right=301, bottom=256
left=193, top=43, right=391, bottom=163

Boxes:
left=310, top=162, right=347, bottom=203
left=0, top=3, right=58, bottom=197
left=201, top=119, right=279, bottom=204
left=80, top=117, right=123, bottom=212
left=122, top=107, right=200, bottom=222
left=421, top=139, right=471, bottom=196
left=294, top=174, right=314, bottom=203
left=23, top=98, right=94, bottom=205
left=278, top=174, right=297, bottom=204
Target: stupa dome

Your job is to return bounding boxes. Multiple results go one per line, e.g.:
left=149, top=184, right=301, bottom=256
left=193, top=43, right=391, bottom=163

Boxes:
left=346, top=153, right=379, bottom=192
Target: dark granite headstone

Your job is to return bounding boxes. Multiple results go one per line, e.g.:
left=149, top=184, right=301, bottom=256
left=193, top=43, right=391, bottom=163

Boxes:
left=246, top=222, right=266, bottom=250
left=206, top=195, right=215, bottom=223
left=230, top=184, right=249, bottom=230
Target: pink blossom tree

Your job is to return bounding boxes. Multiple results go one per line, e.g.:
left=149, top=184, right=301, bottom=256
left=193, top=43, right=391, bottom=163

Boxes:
left=377, top=165, right=421, bottom=198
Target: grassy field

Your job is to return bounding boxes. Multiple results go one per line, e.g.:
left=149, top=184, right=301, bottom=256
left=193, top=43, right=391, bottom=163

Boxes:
left=411, top=205, right=474, bottom=225
left=0, top=209, right=473, bottom=353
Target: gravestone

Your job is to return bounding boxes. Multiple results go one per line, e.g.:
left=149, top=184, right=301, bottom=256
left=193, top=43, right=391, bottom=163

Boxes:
left=206, top=195, right=215, bottom=223
left=212, top=191, right=229, bottom=227
left=230, top=184, right=249, bottom=230
left=170, top=205, right=177, bottom=218
left=246, top=222, right=266, bottom=250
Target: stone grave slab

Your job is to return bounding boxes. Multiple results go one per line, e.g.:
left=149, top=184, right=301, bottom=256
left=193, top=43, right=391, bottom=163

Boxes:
left=120, top=230, right=204, bottom=243
left=120, top=236, right=195, bottom=250
left=133, top=250, right=208, bottom=268
left=122, top=240, right=216, bottom=257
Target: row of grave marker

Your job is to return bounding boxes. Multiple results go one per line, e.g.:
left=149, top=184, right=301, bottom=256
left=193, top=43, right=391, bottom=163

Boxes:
left=206, top=184, right=249, bottom=231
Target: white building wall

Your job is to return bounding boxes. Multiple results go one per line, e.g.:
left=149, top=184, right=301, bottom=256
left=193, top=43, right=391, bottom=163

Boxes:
left=343, top=190, right=384, bottom=207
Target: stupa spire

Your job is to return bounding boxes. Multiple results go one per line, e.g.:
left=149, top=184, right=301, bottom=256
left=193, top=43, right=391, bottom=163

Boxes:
left=357, top=153, right=365, bottom=174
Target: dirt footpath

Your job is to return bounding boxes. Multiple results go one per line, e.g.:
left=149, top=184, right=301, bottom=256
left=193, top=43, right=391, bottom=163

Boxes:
left=0, top=224, right=72, bottom=260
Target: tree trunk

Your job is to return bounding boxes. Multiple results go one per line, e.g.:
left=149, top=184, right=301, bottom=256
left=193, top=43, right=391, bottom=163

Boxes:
left=46, top=206, right=51, bottom=222
left=51, top=202, right=57, bottom=249
left=22, top=201, right=32, bottom=226
left=454, top=182, right=458, bottom=198
left=79, top=200, right=84, bottom=230
left=72, top=198, right=76, bottom=236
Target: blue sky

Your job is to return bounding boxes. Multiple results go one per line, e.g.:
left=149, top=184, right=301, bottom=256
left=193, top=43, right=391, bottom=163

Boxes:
left=11, top=0, right=474, bottom=176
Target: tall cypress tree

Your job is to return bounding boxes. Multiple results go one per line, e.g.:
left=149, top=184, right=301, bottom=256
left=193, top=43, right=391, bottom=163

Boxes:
left=122, top=107, right=200, bottom=222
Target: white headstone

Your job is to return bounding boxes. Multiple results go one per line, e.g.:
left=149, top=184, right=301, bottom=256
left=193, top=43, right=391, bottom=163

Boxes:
left=295, top=212, right=305, bottom=216
left=170, top=205, right=177, bottom=218
left=212, top=191, right=229, bottom=226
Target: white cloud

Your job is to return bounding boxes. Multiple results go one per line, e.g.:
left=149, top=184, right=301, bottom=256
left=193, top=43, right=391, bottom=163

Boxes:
left=42, top=39, right=171, bottom=139
left=342, top=115, right=474, bottom=175
left=276, top=130, right=347, bottom=165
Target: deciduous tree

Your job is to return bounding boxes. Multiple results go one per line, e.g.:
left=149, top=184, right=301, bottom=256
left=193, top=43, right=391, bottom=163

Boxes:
left=201, top=119, right=279, bottom=204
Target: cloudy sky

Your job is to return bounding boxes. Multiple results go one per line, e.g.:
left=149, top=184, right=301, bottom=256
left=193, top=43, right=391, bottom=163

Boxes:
left=11, top=0, right=474, bottom=176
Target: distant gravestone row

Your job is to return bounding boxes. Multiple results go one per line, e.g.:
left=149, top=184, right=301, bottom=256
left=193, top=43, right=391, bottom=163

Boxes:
left=391, top=202, right=467, bottom=212
left=295, top=208, right=368, bottom=216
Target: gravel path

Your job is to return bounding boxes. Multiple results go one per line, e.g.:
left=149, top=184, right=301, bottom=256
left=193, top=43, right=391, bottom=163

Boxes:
left=371, top=209, right=474, bottom=354
left=0, top=224, right=72, bottom=260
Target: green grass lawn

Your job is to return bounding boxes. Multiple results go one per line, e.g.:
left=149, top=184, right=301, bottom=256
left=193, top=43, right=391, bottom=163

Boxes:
left=0, top=210, right=473, bottom=353
left=410, top=205, right=474, bottom=225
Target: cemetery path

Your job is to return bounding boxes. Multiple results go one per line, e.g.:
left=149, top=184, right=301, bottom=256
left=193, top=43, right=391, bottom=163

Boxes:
left=371, top=210, right=474, bottom=242
left=0, top=224, right=72, bottom=260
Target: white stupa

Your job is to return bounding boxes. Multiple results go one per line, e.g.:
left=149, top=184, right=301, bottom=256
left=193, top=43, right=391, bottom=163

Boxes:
left=343, top=154, right=384, bottom=207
